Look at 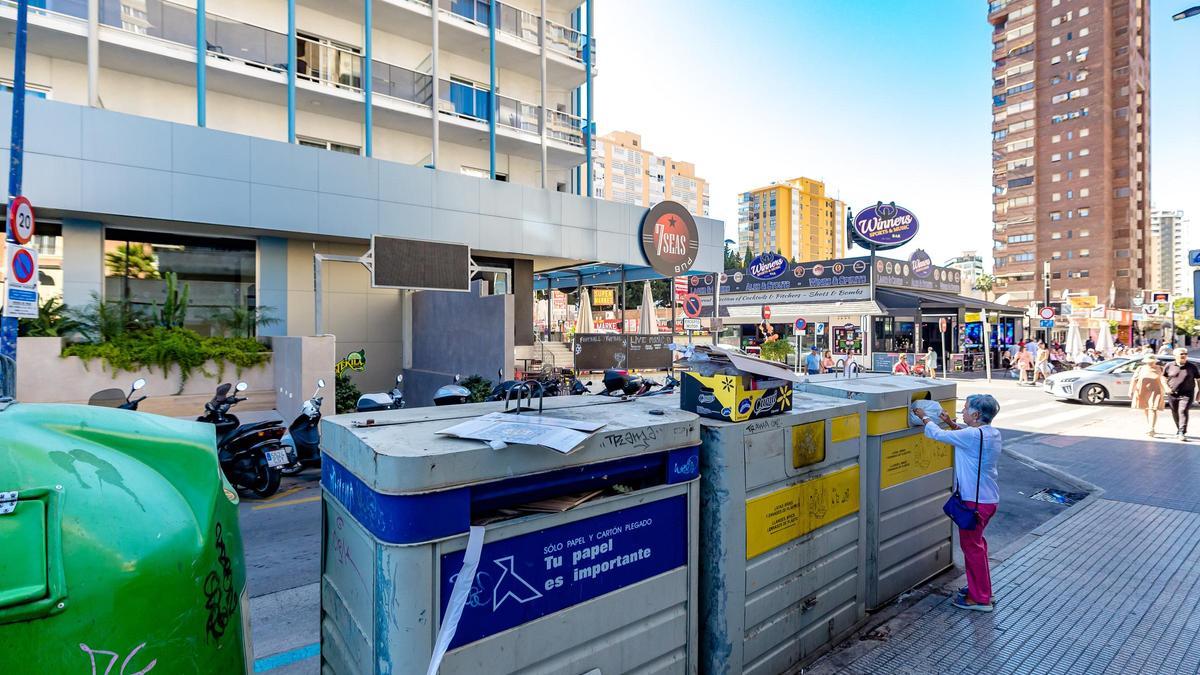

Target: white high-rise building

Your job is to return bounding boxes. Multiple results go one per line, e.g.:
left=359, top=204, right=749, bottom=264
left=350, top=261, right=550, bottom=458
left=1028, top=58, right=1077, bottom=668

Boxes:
left=1150, top=209, right=1190, bottom=298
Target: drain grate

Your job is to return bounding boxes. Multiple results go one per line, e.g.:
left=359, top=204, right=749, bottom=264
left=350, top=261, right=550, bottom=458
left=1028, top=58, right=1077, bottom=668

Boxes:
left=1029, top=488, right=1088, bottom=505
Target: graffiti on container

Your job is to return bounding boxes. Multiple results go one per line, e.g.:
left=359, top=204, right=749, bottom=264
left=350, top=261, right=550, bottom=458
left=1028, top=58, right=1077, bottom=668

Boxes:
left=203, top=522, right=237, bottom=641
left=672, top=454, right=699, bottom=476
left=603, top=427, right=659, bottom=450
left=79, top=642, right=156, bottom=675
left=332, top=516, right=367, bottom=592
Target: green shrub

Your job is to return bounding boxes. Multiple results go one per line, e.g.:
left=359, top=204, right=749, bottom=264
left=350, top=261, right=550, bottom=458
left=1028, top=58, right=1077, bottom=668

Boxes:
left=460, top=374, right=494, bottom=403
left=759, top=338, right=795, bottom=363
left=18, top=297, right=80, bottom=337
left=335, top=372, right=362, bottom=414
left=62, top=326, right=270, bottom=391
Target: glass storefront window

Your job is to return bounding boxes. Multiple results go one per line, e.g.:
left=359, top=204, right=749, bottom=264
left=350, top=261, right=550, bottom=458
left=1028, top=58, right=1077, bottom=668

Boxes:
left=31, top=222, right=64, bottom=305
left=104, top=229, right=256, bottom=335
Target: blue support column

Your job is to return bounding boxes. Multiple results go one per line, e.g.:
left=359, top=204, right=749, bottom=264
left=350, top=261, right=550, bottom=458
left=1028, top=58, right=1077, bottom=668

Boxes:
left=1, top=0, right=29, bottom=396
left=488, top=0, right=497, bottom=179
left=584, top=0, right=593, bottom=197
left=287, top=0, right=296, bottom=142
left=196, top=0, right=206, bottom=126
left=364, top=0, right=373, bottom=156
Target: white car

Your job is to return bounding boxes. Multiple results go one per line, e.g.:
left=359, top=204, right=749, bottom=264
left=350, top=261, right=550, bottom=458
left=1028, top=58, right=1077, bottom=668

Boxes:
left=1044, top=355, right=1199, bottom=405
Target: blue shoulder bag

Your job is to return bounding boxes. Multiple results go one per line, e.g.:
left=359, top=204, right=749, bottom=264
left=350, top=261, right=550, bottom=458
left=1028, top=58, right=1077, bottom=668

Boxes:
left=942, top=429, right=983, bottom=530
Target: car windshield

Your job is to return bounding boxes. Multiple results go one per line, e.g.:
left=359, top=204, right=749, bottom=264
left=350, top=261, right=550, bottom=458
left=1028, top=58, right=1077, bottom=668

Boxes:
left=1084, top=358, right=1127, bottom=372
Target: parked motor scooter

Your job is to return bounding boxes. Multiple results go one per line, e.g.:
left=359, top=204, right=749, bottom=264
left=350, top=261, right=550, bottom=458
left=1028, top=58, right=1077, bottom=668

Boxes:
left=356, top=374, right=406, bottom=412
left=281, top=378, right=325, bottom=476
left=434, top=375, right=472, bottom=406
left=88, top=378, right=148, bottom=410
left=197, top=381, right=292, bottom=498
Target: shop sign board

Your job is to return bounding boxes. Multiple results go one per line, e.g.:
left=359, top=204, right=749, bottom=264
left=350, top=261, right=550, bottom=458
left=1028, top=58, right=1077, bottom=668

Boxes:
left=706, top=285, right=872, bottom=307
left=747, top=252, right=789, bottom=281
left=851, top=202, right=919, bottom=249
left=909, top=249, right=933, bottom=278
left=683, top=318, right=701, bottom=331
left=591, top=287, right=616, bottom=306
left=640, top=201, right=700, bottom=277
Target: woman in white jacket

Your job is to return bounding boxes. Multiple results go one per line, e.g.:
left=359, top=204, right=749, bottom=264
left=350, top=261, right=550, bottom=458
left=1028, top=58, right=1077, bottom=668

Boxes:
left=914, top=393, right=1002, bottom=612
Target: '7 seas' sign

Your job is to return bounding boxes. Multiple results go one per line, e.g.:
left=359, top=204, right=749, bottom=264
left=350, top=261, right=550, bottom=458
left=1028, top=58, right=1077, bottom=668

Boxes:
left=641, top=201, right=701, bottom=277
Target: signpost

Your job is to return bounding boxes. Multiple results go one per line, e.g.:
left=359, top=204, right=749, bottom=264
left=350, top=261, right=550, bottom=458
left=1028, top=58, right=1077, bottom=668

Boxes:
left=938, top=317, right=947, bottom=379
left=1039, top=306, right=1056, bottom=321
left=2, top=0, right=30, bottom=399
left=794, top=317, right=806, bottom=374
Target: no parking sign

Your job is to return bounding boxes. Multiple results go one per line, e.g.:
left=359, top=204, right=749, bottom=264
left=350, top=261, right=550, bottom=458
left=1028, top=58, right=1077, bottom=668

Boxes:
left=4, top=244, right=39, bottom=319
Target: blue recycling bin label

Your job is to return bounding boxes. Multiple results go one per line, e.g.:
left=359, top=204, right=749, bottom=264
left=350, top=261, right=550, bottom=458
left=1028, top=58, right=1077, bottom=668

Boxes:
left=440, top=495, right=688, bottom=648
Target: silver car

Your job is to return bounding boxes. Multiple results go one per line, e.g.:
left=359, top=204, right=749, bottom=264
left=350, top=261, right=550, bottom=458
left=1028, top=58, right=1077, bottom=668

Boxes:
left=1044, top=355, right=1199, bottom=405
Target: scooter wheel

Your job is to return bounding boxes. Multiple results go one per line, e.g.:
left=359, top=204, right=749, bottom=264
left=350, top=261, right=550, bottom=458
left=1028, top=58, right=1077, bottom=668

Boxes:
left=243, top=447, right=282, bottom=498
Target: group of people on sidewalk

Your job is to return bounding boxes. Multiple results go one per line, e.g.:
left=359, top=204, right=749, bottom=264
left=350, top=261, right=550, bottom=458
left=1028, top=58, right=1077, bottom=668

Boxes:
left=1129, top=347, right=1200, bottom=440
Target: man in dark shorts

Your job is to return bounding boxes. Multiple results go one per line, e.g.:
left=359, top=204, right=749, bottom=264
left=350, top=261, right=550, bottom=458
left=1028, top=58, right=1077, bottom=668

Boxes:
left=1164, top=348, right=1200, bottom=441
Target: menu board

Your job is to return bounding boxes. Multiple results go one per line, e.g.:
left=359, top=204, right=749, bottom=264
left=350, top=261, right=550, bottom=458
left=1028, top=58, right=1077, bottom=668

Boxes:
left=573, top=334, right=677, bottom=371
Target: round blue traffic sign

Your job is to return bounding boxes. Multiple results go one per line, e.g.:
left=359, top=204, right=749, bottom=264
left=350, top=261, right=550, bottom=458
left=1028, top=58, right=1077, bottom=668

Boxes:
left=682, top=293, right=703, bottom=319
left=795, top=318, right=807, bottom=331
left=11, top=248, right=35, bottom=284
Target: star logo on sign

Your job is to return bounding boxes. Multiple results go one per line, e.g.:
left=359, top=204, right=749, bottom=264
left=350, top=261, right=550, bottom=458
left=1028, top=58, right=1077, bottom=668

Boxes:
left=720, top=379, right=734, bottom=392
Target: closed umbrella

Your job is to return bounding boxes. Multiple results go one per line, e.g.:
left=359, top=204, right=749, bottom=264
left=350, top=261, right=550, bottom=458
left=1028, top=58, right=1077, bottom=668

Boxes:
left=576, top=288, right=594, bottom=334
left=1096, top=321, right=1115, bottom=358
left=638, top=281, right=658, bottom=334
left=1065, top=322, right=1084, bottom=361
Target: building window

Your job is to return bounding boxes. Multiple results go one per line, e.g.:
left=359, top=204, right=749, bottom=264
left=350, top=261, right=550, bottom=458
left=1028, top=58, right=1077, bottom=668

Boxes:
left=1052, top=134, right=1061, bottom=143
left=1079, top=208, right=1090, bottom=217
left=1079, top=229, right=1089, bottom=236
left=1079, top=188, right=1089, bottom=198
left=1080, top=249, right=1090, bottom=257
left=1079, top=148, right=1089, bottom=156
left=104, top=229, right=257, bottom=335
left=1011, top=253, right=1035, bottom=263
left=1052, top=251, right=1062, bottom=260
left=1051, top=153, right=1062, bottom=162
left=1052, top=193, right=1062, bottom=202
left=1008, top=176, right=1034, bottom=189
left=1008, top=233, right=1035, bottom=243
left=0, top=79, right=50, bottom=99
left=298, top=136, right=361, bottom=155
left=1080, top=168, right=1090, bottom=177
left=1052, top=232, right=1063, bottom=240
left=1050, top=212, right=1063, bottom=221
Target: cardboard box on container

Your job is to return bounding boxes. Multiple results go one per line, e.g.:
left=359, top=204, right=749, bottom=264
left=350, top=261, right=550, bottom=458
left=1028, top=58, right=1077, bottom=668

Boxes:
left=681, top=371, right=792, bottom=422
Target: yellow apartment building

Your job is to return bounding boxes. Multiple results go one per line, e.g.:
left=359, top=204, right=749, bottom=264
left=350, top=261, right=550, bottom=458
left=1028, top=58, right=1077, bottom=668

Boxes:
left=593, top=131, right=710, bottom=216
left=736, top=177, right=846, bottom=262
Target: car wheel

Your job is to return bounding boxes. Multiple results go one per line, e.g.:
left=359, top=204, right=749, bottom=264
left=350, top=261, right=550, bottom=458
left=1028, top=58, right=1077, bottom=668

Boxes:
left=1080, top=384, right=1108, bottom=405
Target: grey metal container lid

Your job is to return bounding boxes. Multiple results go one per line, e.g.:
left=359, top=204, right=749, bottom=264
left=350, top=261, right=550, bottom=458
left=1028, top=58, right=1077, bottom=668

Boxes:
left=321, top=396, right=700, bottom=494
left=795, top=374, right=957, bottom=411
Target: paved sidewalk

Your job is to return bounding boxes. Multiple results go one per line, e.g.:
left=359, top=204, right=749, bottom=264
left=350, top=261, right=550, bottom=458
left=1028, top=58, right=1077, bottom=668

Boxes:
left=813, top=498, right=1200, bottom=674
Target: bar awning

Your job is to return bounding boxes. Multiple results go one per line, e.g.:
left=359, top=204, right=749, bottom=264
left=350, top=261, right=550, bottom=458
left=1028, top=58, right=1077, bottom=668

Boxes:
left=720, top=300, right=884, bottom=322
left=877, top=288, right=1021, bottom=314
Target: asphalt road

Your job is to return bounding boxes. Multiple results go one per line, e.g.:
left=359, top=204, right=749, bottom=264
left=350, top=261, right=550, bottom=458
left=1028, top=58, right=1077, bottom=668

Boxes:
left=237, top=376, right=1114, bottom=673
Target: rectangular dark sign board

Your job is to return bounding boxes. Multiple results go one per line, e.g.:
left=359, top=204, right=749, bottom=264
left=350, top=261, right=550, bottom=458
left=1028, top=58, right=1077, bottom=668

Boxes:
left=573, top=334, right=676, bottom=371
left=371, top=235, right=470, bottom=291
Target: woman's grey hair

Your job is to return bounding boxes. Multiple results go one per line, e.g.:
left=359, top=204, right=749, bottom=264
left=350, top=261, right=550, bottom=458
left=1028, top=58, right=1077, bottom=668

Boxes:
left=966, top=394, right=1000, bottom=424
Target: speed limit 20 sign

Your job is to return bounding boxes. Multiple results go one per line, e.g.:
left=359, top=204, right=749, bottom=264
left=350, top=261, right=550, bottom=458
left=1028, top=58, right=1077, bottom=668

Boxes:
left=8, top=196, right=35, bottom=245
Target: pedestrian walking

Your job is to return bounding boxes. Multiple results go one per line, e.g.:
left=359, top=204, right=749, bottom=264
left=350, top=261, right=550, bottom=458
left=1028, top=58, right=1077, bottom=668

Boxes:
left=914, top=394, right=1002, bottom=612
left=1130, top=354, right=1169, bottom=437
left=1085, top=336, right=1095, bottom=351
left=804, top=346, right=821, bottom=375
left=821, top=349, right=835, bottom=374
left=1033, top=341, right=1051, bottom=384
left=1014, top=344, right=1033, bottom=385
left=1164, top=348, right=1200, bottom=441
left=925, top=347, right=939, bottom=379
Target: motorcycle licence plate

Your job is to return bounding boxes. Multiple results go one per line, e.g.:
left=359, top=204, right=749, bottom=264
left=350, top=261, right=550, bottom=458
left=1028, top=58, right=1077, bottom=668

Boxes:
left=265, top=449, right=289, bottom=467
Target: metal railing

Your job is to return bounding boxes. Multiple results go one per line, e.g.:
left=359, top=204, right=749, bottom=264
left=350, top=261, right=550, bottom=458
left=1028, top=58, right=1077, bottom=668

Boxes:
left=99, top=0, right=197, bottom=47
left=16, top=0, right=87, bottom=20
left=545, top=18, right=587, bottom=62
left=496, top=93, right=539, bottom=133
left=297, top=34, right=363, bottom=91
left=495, top=1, right=539, bottom=43
left=439, top=78, right=490, bottom=120
left=373, top=61, right=434, bottom=106
left=206, top=12, right=288, bottom=71
left=439, top=0, right=490, bottom=25
left=546, top=109, right=584, bottom=146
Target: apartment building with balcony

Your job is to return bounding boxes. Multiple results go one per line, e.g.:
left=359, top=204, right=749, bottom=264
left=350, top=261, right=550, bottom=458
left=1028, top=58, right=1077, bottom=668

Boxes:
left=592, top=130, right=710, bottom=217
left=1149, top=208, right=1190, bottom=297
left=0, top=0, right=725, bottom=398
left=736, top=176, right=845, bottom=262
left=988, top=0, right=1150, bottom=309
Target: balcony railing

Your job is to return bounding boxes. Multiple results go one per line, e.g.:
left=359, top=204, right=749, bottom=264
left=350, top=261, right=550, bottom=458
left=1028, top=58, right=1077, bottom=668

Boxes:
left=100, top=0, right=197, bottom=47
left=438, top=80, right=544, bottom=136
left=546, top=19, right=586, bottom=62
left=207, top=12, right=288, bottom=71
left=436, top=0, right=591, bottom=65
left=297, top=34, right=363, bottom=91
left=495, top=1, right=539, bottom=44
left=373, top=61, right=434, bottom=106
left=440, top=0, right=491, bottom=25
left=21, top=0, right=87, bottom=20
left=547, top=109, right=584, bottom=146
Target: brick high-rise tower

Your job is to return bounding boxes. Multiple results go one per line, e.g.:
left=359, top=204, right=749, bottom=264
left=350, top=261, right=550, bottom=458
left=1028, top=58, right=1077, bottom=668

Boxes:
left=988, top=0, right=1149, bottom=309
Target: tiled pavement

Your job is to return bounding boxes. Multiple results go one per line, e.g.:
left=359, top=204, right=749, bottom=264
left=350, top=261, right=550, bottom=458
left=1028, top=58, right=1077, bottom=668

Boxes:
left=829, top=499, right=1200, bottom=674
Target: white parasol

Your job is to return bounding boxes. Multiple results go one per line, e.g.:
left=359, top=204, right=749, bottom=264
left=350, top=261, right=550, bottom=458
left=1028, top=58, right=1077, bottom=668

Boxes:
left=576, top=288, right=594, bottom=333
left=638, top=281, right=659, bottom=334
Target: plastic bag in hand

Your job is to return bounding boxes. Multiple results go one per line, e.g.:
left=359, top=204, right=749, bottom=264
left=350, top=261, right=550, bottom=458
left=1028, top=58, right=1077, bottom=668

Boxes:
left=910, top=400, right=950, bottom=428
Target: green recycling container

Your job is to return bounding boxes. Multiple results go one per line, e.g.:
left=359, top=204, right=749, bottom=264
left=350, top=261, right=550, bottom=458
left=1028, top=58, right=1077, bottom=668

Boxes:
left=0, top=402, right=253, bottom=674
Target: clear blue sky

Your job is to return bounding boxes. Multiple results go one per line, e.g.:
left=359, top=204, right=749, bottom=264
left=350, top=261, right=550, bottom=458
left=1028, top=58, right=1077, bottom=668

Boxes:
left=595, top=0, right=1200, bottom=269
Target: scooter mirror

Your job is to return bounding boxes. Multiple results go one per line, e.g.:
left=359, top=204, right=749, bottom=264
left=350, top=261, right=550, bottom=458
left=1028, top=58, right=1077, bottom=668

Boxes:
left=235, top=381, right=249, bottom=392
left=395, top=374, right=404, bottom=384
left=454, top=374, right=461, bottom=383
left=317, top=378, right=326, bottom=389
left=497, top=367, right=503, bottom=380
left=131, top=378, right=147, bottom=391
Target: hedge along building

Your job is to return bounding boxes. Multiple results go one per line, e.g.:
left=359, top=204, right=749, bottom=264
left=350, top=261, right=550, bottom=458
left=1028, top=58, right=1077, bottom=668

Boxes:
left=0, top=91, right=723, bottom=401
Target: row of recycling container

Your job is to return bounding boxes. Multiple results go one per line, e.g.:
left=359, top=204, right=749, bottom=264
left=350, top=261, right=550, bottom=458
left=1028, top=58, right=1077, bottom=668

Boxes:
left=318, top=373, right=958, bottom=675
